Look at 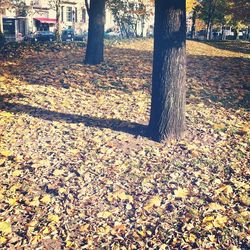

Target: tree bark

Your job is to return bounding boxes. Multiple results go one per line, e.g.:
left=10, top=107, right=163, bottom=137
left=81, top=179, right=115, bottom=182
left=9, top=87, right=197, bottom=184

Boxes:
left=148, top=0, right=186, bottom=141
left=55, top=2, right=61, bottom=41
left=191, top=9, right=196, bottom=39
left=84, top=0, right=105, bottom=65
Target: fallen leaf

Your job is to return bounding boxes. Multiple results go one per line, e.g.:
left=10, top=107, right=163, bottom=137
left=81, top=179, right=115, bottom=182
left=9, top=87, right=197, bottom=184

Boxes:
left=174, top=188, right=189, bottom=198
left=97, top=211, right=112, bottom=219
left=0, top=221, right=12, bottom=235
left=144, top=195, right=162, bottom=211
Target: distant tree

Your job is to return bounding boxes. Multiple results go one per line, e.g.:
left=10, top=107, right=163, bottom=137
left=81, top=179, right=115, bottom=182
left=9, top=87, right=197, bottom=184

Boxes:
left=226, top=0, right=250, bottom=39
left=148, top=0, right=186, bottom=141
left=228, top=0, right=249, bottom=24
left=187, top=0, right=200, bottom=38
left=197, top=0, right=227, bottom=40
left=108, top=0, right=150, bottom=38
left=49, top=0, right=62, bottom=41
left=84, top=0, right=106, bottom=65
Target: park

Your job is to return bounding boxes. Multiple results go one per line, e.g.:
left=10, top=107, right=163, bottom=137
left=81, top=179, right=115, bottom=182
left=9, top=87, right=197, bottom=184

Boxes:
left=0, top=0, right=249, bottom=249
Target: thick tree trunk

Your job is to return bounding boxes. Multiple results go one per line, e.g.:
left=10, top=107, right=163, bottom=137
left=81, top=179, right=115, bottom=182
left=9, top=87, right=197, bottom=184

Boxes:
left=148, top=0, right=186, bottom=141
left=84, top=0, right=105, bottom=65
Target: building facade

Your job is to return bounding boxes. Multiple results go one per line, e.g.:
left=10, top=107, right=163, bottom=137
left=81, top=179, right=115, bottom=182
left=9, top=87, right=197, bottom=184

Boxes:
left=1, top=0, right=154, bottom=41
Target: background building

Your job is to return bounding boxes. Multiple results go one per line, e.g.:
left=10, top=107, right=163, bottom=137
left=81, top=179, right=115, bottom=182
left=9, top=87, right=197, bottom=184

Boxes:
left=1, top=0, right=154, bottom=41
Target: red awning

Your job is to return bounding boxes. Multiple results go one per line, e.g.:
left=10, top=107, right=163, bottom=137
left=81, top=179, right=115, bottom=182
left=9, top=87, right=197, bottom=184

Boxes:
left=34, top=18, right=57, bottom=24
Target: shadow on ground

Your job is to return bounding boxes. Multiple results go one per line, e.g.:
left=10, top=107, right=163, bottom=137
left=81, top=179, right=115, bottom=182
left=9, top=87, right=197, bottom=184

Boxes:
left=1, top=43, right=249, bottom=111
left=202, top=40, right=250, bottom=54
left=0, top=99, right=147, bottom=137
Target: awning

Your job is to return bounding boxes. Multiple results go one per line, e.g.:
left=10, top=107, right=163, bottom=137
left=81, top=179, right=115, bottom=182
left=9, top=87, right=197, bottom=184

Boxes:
left=34, top=18, right=57, bottom=24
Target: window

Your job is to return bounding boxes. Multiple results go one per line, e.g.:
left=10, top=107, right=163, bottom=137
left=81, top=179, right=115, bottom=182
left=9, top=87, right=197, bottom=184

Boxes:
left=61, top=6, right=64, bottom=22
left=66, top=6, right=73, bottom=22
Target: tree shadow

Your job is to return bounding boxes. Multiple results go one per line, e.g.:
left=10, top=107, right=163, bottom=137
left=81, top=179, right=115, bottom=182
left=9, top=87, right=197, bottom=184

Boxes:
left=1, top=43, right=249, bottom=112
left=1, top=46, right=152, bottom=93
left=200, top=40, right=250, bottom=55
left=187, top=54, right=250, bottom=110
left=0, top=99, right=147, bottom=137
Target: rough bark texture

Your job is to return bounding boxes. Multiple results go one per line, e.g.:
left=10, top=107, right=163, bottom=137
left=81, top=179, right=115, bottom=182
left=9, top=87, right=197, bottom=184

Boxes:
left=148, top=0, right=186, bottom=142
left=84, top=0, right=105, bottom=65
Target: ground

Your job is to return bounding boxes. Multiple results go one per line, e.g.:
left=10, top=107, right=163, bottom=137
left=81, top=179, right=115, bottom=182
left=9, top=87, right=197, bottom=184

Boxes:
left=0, top=39, right=249, bottom=249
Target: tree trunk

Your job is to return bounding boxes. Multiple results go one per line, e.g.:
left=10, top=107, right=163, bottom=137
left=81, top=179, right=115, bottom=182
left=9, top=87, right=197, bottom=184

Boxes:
left=148, top=0, right=186, bottom=141
left=221, top=26, right=226, bottom=40
left=191, top=9, right=196, bottom=39
left=84, top=0, right=105, bottom=65
left=0, top=13, right=3, bottom=33
left=55, top=4, right=61, bottom=41
left=206, top=21, right=211, bottom=40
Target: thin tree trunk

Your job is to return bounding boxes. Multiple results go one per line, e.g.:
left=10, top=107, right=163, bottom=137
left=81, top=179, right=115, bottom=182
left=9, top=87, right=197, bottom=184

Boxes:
left=206, top=21, right=211, bottom=40
left=84, top=0, right=105, bottom=65
left=148, top=0, right=186, bottom=141
left=0, top=13, right=3, bottom=33
left=191, top=9, right=196, bottom=39
left=55, top=4, right=61, bottom=41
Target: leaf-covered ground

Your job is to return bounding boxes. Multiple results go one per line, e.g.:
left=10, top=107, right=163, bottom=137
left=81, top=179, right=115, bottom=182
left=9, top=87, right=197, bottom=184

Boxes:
left=0, top=40, right=249, bottom=249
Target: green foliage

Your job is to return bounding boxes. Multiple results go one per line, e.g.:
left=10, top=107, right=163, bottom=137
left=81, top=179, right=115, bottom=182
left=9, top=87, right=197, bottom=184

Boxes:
left=196, top=0, right=227, bottom=26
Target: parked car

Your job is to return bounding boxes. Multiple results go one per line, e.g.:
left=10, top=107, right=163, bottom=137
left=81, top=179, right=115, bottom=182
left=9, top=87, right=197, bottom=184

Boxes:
left=74, top=32, right=88, bottom=42
left=104, top=30, right=121, bottom=39
left=61, top=29, right=75, bottom=41
left=33, top=31, right=56, bottom=42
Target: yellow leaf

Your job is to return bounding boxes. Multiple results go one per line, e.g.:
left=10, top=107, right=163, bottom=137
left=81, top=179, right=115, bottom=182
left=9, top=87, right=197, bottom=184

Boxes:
left=113, top=190, right=133, bottom=203
left=8, top=198, right=17, bottom=206
left=1, top=150, right=12, bottom=157
left=80, top=224, right=89, bottom=232
left=0, top=221, right=12, bottom=235
left=189, top=233, right=197, bottom=243
left=144, top=195, right=162, bottom=211
left=205, top=222, right=214, bottom=230
left=0, top=112, right=13, bottom=118
left=40, top=194, right=51, bottom=204
left=0, top=236, right=7, bottom=244
left=66, top=240, right=72, bottom=247
left=12, top=170, right=22, bottom=177
left=97, top=211, right=112, bottom=218
left=58, top=187, right=67, bottom=194
left=53, top=169, right=64, bottom=176
left=48, top=214, right=60, bottom=223
left=42, top=226, right=50, bottom=234
left=213, top=215, right=228, bottom=228
left=159, top=244, right=167, bottom=250
left=30, top=235, right=41, bottom=245
left=208, top=202, right=225, bottom=211
left=213, top=123, right=225, bottom=130
left=215, top=185, right=233, bottom=196
left=70, top=149, right=79, bottom=155
left=203, top=216, right=215, bottom=223
left=239, top=194, right=250, bottom=206
left=0, top=158, right=5, bottom=166
left=174, top=188, right=189, bottom=198
left=30, top=196, right=40, bottom=207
